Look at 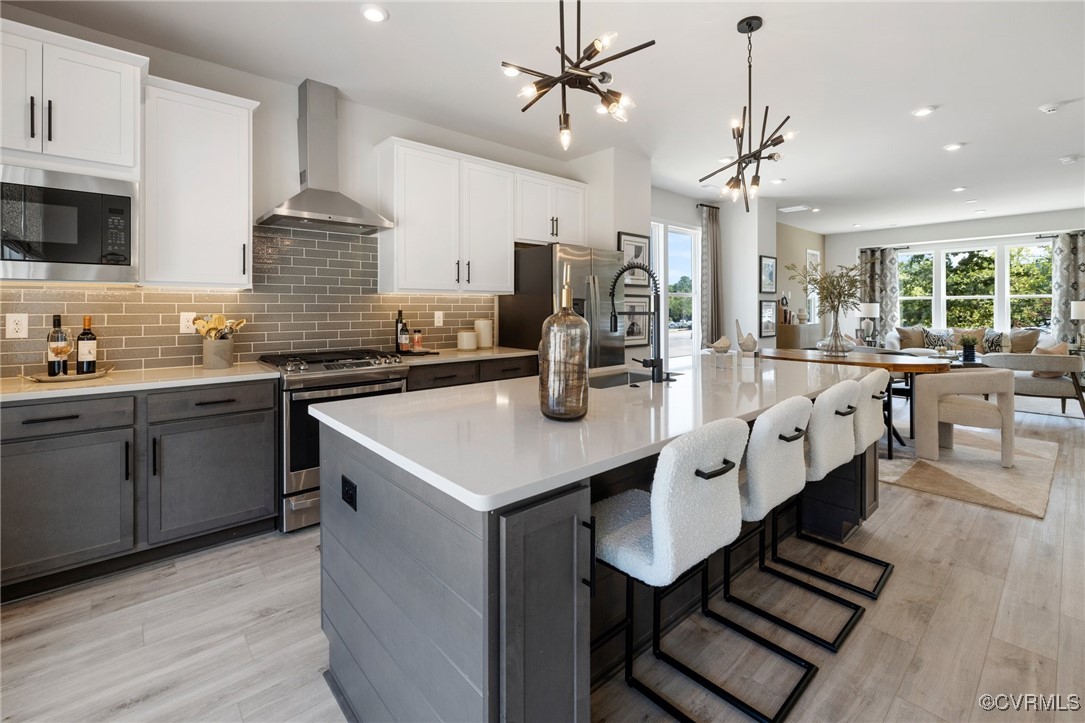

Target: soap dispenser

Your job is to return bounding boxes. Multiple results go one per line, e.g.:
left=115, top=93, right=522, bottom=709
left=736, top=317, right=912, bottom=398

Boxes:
left=539, top=263, right=589, bottom=420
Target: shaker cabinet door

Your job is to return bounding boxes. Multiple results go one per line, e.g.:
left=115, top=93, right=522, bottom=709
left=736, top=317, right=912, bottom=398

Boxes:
left=516, top=174, right=554, bottom=243
left=394, top=146, right=461, bottom=292
left=461, top=160, right=514, bottom=294
left=1, top=33, right=43, bottom=153
left=1, top=428, right=135, bottom=582
left=550, top=182, right=584, bottom=245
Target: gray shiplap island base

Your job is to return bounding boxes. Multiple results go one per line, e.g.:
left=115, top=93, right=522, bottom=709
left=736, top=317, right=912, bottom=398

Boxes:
left=310, top=356, right=873, bottom=721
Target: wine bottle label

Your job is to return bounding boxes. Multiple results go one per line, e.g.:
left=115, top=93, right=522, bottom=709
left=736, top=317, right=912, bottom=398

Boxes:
left=78, top=340, right=97, bottom=361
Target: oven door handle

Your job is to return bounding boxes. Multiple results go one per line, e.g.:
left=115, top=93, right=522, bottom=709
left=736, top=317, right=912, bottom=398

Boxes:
left=291, top=380, right=405, bottom=401
left=288, top=496, right=320, bottom=511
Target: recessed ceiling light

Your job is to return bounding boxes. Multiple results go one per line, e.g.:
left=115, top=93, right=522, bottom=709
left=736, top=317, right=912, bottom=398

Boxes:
left=952, top=186, right=967, bottom=192
left=770, top=178, right=785, bottom=185
left=852, top=224, right=862, bottom=228
left=965, top=198, right=978, bottom=204
left=503, top=66, right=520, bottom=77
left=717, top=156, right=734, bottom=164
left=911, top=106, right=937, bottom=117
left=973, top=209, right=987, bottom=214
left=361, top=4, right=388, bottom=22
left=1059, top=155, right=1079, bottom=164
left=943, top=143, right=965, bottom=151
left=1039, top=103, right=1061, bottom=114
left=779, top=204, right=810, bottom=213
left=811, top=208, right=820, bottom=213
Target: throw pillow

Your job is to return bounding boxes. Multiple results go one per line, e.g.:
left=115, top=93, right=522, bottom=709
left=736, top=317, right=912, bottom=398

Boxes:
left=896, top=325, right=925, bottom=350
left=952, top=327, right=986, bottom=350
left=1009, top=327, right=1042, bottom=353
left=983, top=329, right=1004, bottom=354
left=1031, top=342, right=1069, bottom=378
left=923, top=327, right=953, bottom=349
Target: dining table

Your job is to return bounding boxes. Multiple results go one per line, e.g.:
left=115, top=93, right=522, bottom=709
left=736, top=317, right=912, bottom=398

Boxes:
left=759, top=348, right=953, bottom=459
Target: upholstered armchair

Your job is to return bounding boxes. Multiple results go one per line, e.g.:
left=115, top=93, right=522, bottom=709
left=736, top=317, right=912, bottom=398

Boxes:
left=914, top=369, right=1015, bottom=468
left=980, top=352, right=1085, bottom=417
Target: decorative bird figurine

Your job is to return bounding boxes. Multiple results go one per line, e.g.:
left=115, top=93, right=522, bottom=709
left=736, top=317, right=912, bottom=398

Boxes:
left=710, top=335, right=732, bottom=353
left=735, top=320, right=758, bottom=352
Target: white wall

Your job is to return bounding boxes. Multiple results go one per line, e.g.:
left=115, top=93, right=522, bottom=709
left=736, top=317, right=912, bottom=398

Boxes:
left=719, top=198, right=777, bottom=348
left=650, top=187, right=701, bottom=227
left=566, top=147, right=652, bottom=250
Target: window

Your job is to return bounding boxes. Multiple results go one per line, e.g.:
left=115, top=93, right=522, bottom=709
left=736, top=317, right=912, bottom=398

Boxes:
left=651, top=220, right=701, bottom=360
left=944, top=249, right=994, bottom=327
left=894, top=238, right=1053, bottom=330
left=898, top=251, right=934, bottom=326
left=1008, top=243, right=1052, bottom=327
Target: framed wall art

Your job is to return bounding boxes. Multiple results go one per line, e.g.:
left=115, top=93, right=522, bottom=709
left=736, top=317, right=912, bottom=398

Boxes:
left=760, top=299, right=777, bottom=338
left=624, top=295, right=651, bottom=347
left=618, top=231, right=651, bottom=287
left=759, top=255, right=777, bottom=294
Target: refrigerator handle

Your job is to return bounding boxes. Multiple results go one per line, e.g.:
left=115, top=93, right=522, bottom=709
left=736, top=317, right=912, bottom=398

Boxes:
left=588, top=274, right=601, bottom=365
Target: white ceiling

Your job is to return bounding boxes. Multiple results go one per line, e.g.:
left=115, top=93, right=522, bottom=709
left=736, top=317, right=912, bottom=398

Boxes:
left=12, top=1, right=1085, bottom=235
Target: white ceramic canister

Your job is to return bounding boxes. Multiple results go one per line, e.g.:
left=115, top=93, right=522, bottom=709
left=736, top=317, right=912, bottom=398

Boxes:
left=474, top=319, right=494, bottom=348
left=457, top=330, right=478, bottom=350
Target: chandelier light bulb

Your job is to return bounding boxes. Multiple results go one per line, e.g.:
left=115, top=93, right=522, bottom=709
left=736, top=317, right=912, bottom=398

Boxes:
left=503, top=66, right=520, bottom=77
left=598, top=31, right=618, bottom=49
left=731, top=188, right=740, bottom=203
left=608, top=103, right=629, bottom=122
left=559, top=114, right=571, bottom=150
left=618, top=95, right=636, bottom=109
left=518, top=83, right=539, bottom=99
left=749, top=175, right=760, bottom=197
left=596, top=103, right=608, bottom=114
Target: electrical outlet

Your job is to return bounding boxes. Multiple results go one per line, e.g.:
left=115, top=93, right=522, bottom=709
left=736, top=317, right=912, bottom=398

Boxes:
left=434, top=311, right=444, bottom=326
left=5, top=313, right=28, bottom=339
left=341, top=475, right=358, bottom=511
left=179, top=313, right=197, bottom=334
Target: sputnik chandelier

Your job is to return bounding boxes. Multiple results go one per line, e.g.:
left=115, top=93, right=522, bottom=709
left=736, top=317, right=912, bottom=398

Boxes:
left=699, top=16, right=790, bottom=212
left=501, top=0, right=655, bottom=151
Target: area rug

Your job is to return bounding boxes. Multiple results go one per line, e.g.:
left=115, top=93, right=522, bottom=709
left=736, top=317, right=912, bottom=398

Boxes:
left=878, top=427, right=1057, bottom=519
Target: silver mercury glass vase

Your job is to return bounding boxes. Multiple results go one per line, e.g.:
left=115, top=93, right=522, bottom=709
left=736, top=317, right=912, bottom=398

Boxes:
left=539, top=271, right=589, bottom=420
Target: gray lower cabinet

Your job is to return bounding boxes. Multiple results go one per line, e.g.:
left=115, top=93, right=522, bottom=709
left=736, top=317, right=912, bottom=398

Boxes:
left=1, top=428, right=135, bottom=582
left=147, top=410, right=275, bottom=544
left=500, top=485, right=591, bottom=722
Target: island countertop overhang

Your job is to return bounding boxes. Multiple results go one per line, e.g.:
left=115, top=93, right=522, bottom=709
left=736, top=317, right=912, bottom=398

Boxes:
left=309, top=356, right=872, bottom=512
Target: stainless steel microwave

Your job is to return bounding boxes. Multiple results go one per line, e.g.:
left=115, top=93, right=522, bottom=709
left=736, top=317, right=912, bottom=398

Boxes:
left=1, top=166, right=137, bottom=283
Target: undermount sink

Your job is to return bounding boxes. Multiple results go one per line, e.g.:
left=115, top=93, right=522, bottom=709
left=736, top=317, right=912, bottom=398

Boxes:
left=588, top=371, right=652, bottom=389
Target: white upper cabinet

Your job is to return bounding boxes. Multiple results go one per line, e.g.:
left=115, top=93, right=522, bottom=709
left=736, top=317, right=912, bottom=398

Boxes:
left=142, top=78, right=258, bottom=288
left=377, top=139, right=518, bottom=295
left=461, top=160, right=514, bottom=294
left=515, top=173, right=585, bottom=245
left=1, top=22, right=145, bottom=179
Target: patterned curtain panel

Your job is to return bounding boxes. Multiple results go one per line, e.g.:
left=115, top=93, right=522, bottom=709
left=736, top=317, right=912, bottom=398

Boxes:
left=700, top=204, right=723, bottom=346
left=1051, top=231, right=1085, bottom=343
left=859, top=247, right=900, bottom=343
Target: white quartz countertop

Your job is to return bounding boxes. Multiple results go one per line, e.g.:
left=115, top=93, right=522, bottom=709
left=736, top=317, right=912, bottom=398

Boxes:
left=0, top=363, right=280, bottom=403
left=401, top=346, right=536, bottom=366
left=310, top=355, right=872, bottom=512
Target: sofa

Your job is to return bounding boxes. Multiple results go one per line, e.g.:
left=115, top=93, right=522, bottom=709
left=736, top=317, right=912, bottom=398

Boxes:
left=884, top=326, right=1084, bottom=416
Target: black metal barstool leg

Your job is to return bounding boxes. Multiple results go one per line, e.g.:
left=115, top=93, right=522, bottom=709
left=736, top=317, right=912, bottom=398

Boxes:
left=624, top=574, right=634, bottom=683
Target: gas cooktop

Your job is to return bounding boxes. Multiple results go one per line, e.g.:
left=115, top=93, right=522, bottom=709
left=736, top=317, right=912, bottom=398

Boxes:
left=258, top=348, right=407, bottom=388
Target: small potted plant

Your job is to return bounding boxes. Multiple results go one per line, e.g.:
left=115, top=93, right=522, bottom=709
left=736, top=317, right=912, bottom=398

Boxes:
left=958, top=334, right=979, bottom=363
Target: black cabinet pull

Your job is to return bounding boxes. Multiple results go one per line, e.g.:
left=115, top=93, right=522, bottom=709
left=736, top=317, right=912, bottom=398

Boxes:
left=871, top=391, right=887, bottom=400
left=47, top=99, right=52, bottom=142
left=466, top=260, right=471, bottom=284
left=501, top=366, right=520, bottom=373
left=835, top=405, right=857, bottom=417
left=194, top=398, right=236, bottom=407
left=124, top=441, right=130, bottom=481
left=22, top=414, right=79, bottom=425
left=581, top=516, right=596, bottom=597
left=455, top=260, right=460, bottom=283
left=695, top=458, right=736, bottom=479
left=242, top=243, right=246, bottom=275
left=555, top=216, right=559, bottom=237
left=433, top=374, right=457, bottom=381
left=152, top=437, right=158, bottom=476
left=30, top=96, right=35, bottom=139
left=778, top=427, right=806, bottom=443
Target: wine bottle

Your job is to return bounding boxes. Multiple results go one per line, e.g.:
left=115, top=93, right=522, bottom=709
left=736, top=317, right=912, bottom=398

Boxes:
left=397, top=310, right=410, bottom=352
left=46, top=315, right=69, bottom=377
left=76, top=315, right=97, bottom=374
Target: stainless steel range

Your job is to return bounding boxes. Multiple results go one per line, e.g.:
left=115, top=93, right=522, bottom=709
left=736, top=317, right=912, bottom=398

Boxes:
left=259, top=348, right=407, bottom=531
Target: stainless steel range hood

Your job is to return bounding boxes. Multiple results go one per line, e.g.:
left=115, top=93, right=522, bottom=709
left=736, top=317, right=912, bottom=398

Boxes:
left=257, top=79, right=392, bottom=235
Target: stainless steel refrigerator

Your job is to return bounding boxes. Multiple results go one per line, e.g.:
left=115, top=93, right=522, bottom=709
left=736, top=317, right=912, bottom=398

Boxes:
left=498, top=243, right=626, bottom=368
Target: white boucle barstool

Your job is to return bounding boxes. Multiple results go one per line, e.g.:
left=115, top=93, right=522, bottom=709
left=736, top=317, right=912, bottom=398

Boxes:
left=770, top=377, right=894, bottom=600
left=722, top=395, right=864, bottom=653
left=591, top=417, right=816, bottom=723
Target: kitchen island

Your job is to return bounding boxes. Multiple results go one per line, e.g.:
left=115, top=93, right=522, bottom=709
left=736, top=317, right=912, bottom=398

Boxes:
left=310, top=356, right=872, bottom=721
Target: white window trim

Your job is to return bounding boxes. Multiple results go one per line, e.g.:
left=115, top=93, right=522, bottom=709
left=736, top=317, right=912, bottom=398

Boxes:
left=651, top=219, right=702, bottom=359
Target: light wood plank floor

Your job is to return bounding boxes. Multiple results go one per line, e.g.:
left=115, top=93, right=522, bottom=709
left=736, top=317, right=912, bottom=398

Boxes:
left=1, top=399, right=1081, bottom=722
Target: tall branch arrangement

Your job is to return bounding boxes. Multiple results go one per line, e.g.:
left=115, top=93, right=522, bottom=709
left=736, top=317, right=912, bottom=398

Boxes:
left=785, top=261, right=866, bottom=318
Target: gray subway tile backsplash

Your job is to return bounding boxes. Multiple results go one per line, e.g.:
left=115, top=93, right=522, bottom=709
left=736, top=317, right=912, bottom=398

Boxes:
left=0, top=228, right=496, bottom=378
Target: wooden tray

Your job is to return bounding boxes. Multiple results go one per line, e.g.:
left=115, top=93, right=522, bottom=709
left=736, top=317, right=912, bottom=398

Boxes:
left=21, top=365, right=115, bottom=383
